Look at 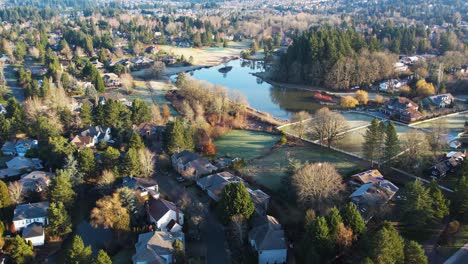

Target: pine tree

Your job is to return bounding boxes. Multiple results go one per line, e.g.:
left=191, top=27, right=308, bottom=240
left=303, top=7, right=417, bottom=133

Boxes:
left=129, top=132, right=144, bottom=150
left=0, top=180, right=11, bottom=209
left=94, top=72, right=105, bottom=93
left=404, top=240, right=428, bottom=264
left=341, top=202, right=366, bottom=236
left=40, top=76, right=50, bottom=97
left=363, top=118, right=382, bottom=165
left=10, top=235, right=34, bottom=264
left=384, top=122, right=400, bottom=162
left=48, top=171, right=76, bottom=208
left=47, top=202, right=72, bottom=239
left=217, top=182, right=255, bottom=224
left=102, top=146, right=120, bottom=170
left=327, top=207, right=343, bottom=238
left=131, top=98, right=151, bottom=125
left=310, top=216, right=332, bottom=254
left=166, top=118, right=186, bottom=154
left=95, top=249, right=112, bottom=264
left=429, top=180, right=450, bottom=221
left=121, top=148, right=139, bottom=176
left=454, top=176, right=468, bottom=221
left=80, top=103, right=93, bottom=127
left=78, top=148, right=96, bottom=180
left=67, top=235, right=92, bottom=264
left=371, top=222, right=404, bottom=264
left=402, top=180, right=434, bottom=231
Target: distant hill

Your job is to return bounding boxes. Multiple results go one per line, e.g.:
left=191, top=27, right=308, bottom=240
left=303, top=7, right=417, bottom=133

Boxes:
left=3, top=0, right=96, bottom=9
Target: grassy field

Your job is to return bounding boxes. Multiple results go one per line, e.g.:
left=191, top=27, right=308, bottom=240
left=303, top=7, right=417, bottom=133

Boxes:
left=243, top=143, right=367, bottom=191
left=412, top=112, right=468, bottom=140
left=214, top=130, right=280, bottom=160
left=157, top=45, right=244, bottom=66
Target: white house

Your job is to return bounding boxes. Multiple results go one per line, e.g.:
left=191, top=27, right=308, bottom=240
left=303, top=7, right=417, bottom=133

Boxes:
left=70, top=125, right=112, bottom=148
left=249, top=215, right=287, bottom=264
left=22, top=222, right=45, bottom=246
left=147, top=198, right=184, bottom=232
left=12, top=201, right=49, bottom=231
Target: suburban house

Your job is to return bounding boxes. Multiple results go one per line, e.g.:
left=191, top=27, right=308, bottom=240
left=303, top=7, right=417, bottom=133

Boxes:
left=171, top=150, right=218, bottom=179
left=379, top=79, right=405, bottom=92
left=145, top=46, right=159, bottom=54
left=12, top=201, right=49, bottom=231
left=132, top=231, right=184, bottom=264
left=102, top=73, right=122, bottom=87
left=381, top=97, right=423, bottom=122
left=249, top=215, right=287, bottom=264
left=421, top=93, right=455, bottom=109
left=22, top=222, right=45, bottom=246
left=1, top=138, right=38, bottom=156
left=19, top=171, right=55, bottom=195
left=147, top=197, right=184, bottom=232
left=134, top=123, right=164, bottom=138
left=196, top=171, right=244, bottom=201
left=197, top=171, right=271, bottom=214
left=71, top=125, right=112, bottom=148
left=5, top=157, right=43, bottom=171
left=122, top=176, right=160, bottom=199
left=427, top=153, right=464, bottom=178
left=351, top=169, right=385, bottom=185
left=350, top=180, right=399, bottom=222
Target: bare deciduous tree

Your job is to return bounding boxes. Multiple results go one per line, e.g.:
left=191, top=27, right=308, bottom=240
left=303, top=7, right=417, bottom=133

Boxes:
left=97, top=170, right=116, bottom=189
left=90, top=192, right=130, bottom=234
left=291, top=111, right=311, bottom=139
left=8, top=181, right=23, bottom=204
left=230, top=214, right=247, bottom=245
left=147, top=61, right=166, bottom=79
left=150, top=103, right=162, bottom=125
left=426, top=119, right=448, bottom=155
left=335, top=223, right=354, bottom=248
left=399, top=130, right=431, bottom=171
left=310, top=107, right=347, bottom=148
left=291, top=162, right=344, bottom=212
left=138, top=148, right=155, bottom=177
left=120, top=73, right=134, bottom=95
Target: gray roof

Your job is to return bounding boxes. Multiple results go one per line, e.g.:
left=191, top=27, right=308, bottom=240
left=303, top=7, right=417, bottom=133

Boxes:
left=197, top=172, right=243, bottom=199
left=133, top=231, right=184, bottom=264
left=22, top=223, right=44, bottom=238
left=172, top=150, right=200, bottom=164
left=249, top=215, right=286, bottom=251
left=13, top=202, right=49, bottom=221
left=79, top=125, right=109, bottom=138
left=147, top=198, right=178, bottom=221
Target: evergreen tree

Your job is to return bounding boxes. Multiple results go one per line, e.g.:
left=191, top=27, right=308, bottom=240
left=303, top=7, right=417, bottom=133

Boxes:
left=341, top=202, right=366, bottom=236
left=95, top=249, right=112, bottom=264
left=78, top=148, right=96, bottom=180
left=121, top=148, right=139, bottom=176
left=67, top=235, right=92, bottom=264
left=48, top=171, right=76, bottom=208
left=429, top=180, right=450, bottom=221
left=384, top=122, right=400, bottom=162
left=47, top=202, right=72, bottom=239
left=363, top=118, right=382, bottom=164
left=309, top=216, right=332, bottom=254
left=401, top=180, right=434, bottom=231
left=371, top=222, right=404, bottom=264
left=166, top=118, right=187, bottom=154
left=10, top=235, right=34, bottom=264
left=0, top=180, right=11, bottom=209
left=327, top=207, right=343, bottom=238
left=102, top=146, right=120, bottom=170
left=129, top=132, right=144, bottom=150
left=80, top=103, right=93, bottom=127
left=40, top=76, right=50, bottom=97
left=404, top=240, right=428, bottom=264
left=217, top=183, right=255, bottom=224
left=93, top=72, right=105, bottom=93
left=453, top=176, right=468, bottom=222
left=131, top=98, right=151, bottom=125
left=183, top=125, right=194, bottom=151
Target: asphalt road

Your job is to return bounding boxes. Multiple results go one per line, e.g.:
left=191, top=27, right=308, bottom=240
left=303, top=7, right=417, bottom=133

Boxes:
left=3, top=65, right=24, bottom=102
left=154, top=171, right=229, bottom=264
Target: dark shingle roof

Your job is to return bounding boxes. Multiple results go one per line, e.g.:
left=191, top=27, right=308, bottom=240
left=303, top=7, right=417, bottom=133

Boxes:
left=22, top=223, right=44, bottom=238
left=13, top=202, right=49, bottom=221
left=147, top=198, right=177, bottom=221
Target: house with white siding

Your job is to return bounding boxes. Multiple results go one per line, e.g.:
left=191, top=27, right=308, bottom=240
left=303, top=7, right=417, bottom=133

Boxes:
left=249, top=215, right=287, bottom=264
left=146, top=198, right=184, bottom=232
left=12, top=201, right=49, bottom=231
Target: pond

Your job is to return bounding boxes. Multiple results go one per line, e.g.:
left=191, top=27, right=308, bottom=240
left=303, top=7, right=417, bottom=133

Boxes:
left=180, top=59, right=329, bottom=119
left=214, top=130, right=280, bottom=160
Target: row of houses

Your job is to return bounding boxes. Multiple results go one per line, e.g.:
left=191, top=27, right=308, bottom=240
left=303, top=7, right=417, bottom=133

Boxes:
left=380, top=93, right=456, bottom=123
left=171, top=150, right=287, bottom=264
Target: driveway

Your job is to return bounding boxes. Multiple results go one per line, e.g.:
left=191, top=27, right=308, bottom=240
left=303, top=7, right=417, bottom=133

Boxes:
left=3, top=65, right=24, bottom=102
left=154, top=171, right=229, bottom=264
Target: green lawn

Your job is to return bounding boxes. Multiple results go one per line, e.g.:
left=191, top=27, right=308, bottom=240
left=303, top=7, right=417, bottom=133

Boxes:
left=214, top=130, right=280, bottom=160
left=243, top=143, right=368, bottom=191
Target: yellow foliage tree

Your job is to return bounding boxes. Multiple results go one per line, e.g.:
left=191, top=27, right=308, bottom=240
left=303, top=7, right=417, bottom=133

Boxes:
left=340, top=96, right=359, bottom=108
left=415, top=80, right=435, bottom=98
left=355, top=90, right=369, bottom=105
